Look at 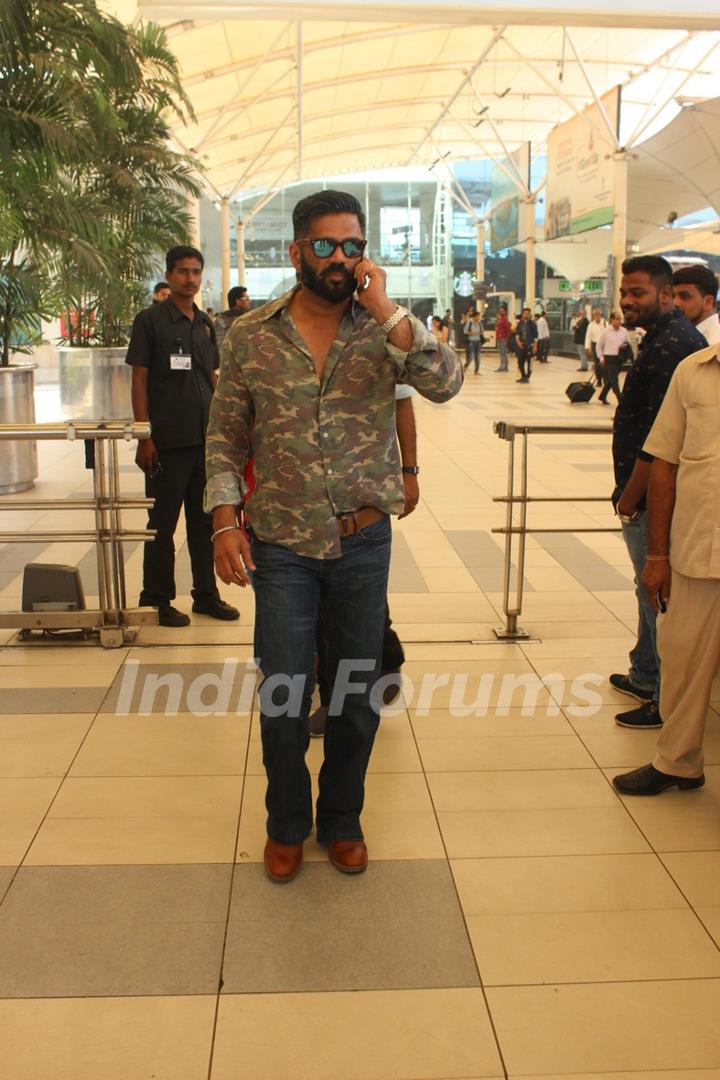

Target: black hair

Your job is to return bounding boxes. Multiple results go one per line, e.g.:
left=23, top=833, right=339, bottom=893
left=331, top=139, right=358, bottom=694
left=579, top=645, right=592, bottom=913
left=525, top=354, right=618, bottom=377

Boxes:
left=672, top=264, right=719, bottom=299
left=292, top=190, right=366, bottom=239
left=165, top=245, right=204, bottom=273
left=153, top=281, right=169, bottom=294
left=621, top=255, right=673, bottom=290
left=227, top=285, right=248, bottom=307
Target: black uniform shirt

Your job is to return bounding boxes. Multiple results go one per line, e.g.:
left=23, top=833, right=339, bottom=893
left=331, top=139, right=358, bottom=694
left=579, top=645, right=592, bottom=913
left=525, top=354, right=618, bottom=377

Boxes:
left=611, top=309, right=706, bottom=505
left=125, top=299, right=219, bottom=449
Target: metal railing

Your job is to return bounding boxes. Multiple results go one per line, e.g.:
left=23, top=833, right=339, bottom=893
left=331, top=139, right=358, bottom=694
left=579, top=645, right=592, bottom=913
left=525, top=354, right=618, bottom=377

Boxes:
left=492, top=420, right=617, bottom=640
left=0, top=421, right=158, bottom=647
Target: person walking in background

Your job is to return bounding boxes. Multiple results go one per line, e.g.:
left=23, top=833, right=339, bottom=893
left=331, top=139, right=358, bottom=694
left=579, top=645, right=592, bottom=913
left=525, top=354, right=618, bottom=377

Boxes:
left=585, top=308, right=607, bottom=386
left=535, top=309, right=550, bottom=363
left=214, top=285, right=252, bottom=355
left=494, top=304, right=511, bottom=371
left=672, top=264, right=720, bottom=346
left=597, top=311, right=630, bottom=406
left=431, top=315, right=449, bottom=344
left=463, top=310, right=484, bottom=374
left=152, top=281, right=170, bottom=304
left=515, top=306, right=537, bottom=383
left=572, top=307, right=590, bottom=370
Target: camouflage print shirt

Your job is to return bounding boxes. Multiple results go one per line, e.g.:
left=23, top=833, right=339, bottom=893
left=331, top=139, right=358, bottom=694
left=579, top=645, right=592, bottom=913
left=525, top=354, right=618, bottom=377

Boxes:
left=204, top=285, right=463, bottom=559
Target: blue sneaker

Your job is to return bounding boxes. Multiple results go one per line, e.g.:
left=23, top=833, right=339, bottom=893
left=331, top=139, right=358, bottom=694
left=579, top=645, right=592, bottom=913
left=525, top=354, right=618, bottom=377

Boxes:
left=609, top=674, right=654, bottom=702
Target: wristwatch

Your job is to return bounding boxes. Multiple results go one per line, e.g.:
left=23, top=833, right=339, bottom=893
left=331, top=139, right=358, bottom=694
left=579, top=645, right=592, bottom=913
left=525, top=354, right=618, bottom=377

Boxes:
left=380, top=305, right=409, bottom=334
left=402, top=466, right=420, bottom=475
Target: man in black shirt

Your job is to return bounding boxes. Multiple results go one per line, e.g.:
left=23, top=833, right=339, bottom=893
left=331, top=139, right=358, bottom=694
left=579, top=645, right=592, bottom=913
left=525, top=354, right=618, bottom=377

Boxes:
left=572, top=308, right=590, bottom=370
left=126, top=245, right=239, bottom=627
left=214, top=285, right=252, bottom=355
left=609, top=255, right=705, bottom=728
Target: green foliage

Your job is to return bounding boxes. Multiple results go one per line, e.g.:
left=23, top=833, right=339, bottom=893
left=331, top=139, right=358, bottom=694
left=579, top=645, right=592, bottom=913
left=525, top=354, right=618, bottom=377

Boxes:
left=0, top=0, right=201, bottom=362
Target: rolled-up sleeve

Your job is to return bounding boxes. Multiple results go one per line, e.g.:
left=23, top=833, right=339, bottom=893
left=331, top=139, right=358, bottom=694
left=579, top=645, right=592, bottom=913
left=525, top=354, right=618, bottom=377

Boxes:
left=204, top=336, right=254, bottom=512
left=387, top=315, right=463, bottom=403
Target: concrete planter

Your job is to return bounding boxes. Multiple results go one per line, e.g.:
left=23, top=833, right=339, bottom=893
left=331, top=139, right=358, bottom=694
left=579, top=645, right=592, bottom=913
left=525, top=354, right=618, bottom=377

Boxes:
left=0, top=362, right=38, bottom=494
left=57, top=346, right=131, bottom=421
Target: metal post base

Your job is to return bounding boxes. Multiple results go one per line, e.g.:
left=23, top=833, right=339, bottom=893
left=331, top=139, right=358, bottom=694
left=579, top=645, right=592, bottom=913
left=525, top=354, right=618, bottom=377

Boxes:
left=494, top=624, right=530, bottom=641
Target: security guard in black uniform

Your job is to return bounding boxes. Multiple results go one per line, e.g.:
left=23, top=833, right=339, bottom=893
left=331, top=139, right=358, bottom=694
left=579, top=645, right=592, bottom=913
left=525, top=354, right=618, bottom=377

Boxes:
left=126, top=245, right=239, bottom=627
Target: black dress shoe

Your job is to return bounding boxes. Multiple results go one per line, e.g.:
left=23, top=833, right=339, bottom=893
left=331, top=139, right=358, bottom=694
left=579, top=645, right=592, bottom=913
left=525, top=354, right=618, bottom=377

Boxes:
left=613, top=763, right=705, bottom=796
left=615, top=701, right=663, bottom=729
left=157, top=604, right=190, bottom=627
left=191, top=598, right=240, bottom=621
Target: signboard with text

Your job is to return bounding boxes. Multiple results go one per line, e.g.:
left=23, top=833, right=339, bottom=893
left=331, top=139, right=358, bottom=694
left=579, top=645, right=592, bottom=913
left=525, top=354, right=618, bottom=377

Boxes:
left=545, top=87, right=620, bottom=240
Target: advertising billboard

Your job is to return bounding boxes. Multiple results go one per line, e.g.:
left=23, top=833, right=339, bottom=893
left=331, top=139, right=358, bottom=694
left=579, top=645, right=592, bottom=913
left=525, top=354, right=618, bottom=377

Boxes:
left=545, top=87, right=621, bottom=240
left=489, top=143, right=530, bottom=252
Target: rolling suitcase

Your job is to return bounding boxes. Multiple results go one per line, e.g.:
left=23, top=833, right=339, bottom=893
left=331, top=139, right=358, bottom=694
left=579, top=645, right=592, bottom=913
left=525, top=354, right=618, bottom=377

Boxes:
left=565, top=378, right=595, bottom=403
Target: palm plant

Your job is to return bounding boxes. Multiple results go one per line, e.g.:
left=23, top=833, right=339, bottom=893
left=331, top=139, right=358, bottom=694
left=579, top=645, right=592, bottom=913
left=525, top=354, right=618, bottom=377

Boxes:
left=0, top=0, right=200, bottom=361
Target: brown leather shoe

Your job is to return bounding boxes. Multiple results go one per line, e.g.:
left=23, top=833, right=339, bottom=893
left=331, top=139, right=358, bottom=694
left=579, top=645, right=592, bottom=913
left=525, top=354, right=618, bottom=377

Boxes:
left=328, top=840, right=368, bottom=874
left=263, top=838, right=303, bottom=883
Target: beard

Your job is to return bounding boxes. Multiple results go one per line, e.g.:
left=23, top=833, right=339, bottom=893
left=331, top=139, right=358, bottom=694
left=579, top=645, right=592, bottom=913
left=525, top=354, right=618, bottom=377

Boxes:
left=299, top=253, right=357, bottom=303
left=621, top=298, right=662, bottom=330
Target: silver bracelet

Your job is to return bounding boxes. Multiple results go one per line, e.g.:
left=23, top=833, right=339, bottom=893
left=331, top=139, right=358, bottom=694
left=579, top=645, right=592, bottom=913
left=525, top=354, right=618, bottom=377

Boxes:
left=380, top=305, right=409, bottom=334
left=211, top=524, right=241, bottom=542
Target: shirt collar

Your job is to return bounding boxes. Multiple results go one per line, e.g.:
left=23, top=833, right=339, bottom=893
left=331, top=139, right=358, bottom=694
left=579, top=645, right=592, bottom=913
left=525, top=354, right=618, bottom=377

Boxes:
left=694, top=342, right=720, bottom=365
left=166, top=298, right=202, bottom=323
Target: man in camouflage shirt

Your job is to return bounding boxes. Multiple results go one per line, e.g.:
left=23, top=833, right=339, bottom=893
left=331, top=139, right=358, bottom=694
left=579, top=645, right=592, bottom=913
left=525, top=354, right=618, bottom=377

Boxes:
left=205, top=190, right=462, bottom=882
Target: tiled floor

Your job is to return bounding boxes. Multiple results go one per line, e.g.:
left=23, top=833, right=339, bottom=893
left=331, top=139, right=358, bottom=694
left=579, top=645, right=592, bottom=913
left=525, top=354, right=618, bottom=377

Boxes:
left=0, top=354, right=719, bottom=1078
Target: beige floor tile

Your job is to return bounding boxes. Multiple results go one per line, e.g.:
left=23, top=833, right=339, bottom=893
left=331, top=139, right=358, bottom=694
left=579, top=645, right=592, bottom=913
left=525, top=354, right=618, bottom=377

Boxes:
left=698, top=907, right=720, bottom=947
left=403, top=643, right=523, bottom=661
left=487, top=981, right=720, bottom=1074
left=439, top=807, right=649, bottom=858
left=428, top=769, right=615, bottom=812
left=68, top=713, right=250, bottom=776
left=0, top=665, right=116, bottom=688
left=0, top=646, right=128, bottom=669
left=0, top=996, right=215, bottom=1080
left=212, top=989, right=503, bottom=1080
left=410, top=706, right=573, bottom=738
left=420, top=566, right=480, bottom=592
left=660, top=851, right=720, bottom=907
left=609, top=767, right=720, bottom=851
left=0, top=778, right=60, bottom=863
left=418, top=734, right=594, bottom=771
left=468, top=908, right=720, bottom=985
left=452, top=853, right=687, bottom=915
left=521, top=637, right=634, bottom=659
left=25, top=776, right=242, bottom=864
left=0, top=714, right=94, bottom=777
left=127, top=645, right=257, bottom=664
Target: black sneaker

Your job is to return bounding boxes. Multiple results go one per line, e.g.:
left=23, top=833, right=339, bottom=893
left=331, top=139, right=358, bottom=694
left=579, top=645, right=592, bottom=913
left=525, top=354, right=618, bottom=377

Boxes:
left=615, top=700, right=663, bottom=729
left=308, top=705, right=326, bottom=738
left=192, top=599, right=240, bottom=621
left=157, top=604, right=191, bottom=627
left=609, top=674, right=654, bottom=702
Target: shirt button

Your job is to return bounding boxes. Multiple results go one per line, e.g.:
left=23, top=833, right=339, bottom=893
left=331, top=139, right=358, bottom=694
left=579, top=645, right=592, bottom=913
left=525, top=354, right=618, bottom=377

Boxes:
left=322, top=432, right=329, bottom=439
left=327, top=468, right=333, bottom=475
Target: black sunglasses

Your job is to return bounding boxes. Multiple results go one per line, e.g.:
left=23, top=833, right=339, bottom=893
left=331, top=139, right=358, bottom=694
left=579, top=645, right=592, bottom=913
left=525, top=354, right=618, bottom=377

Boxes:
left=297, top=237, right=367, bottom=259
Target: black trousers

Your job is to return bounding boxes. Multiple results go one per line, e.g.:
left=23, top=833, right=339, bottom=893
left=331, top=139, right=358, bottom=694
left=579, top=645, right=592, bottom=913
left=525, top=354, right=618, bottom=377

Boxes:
left=537, top=338, right=550, bottom=362
left=599, top=356, right=623, bottom=404
left=517, top=345, right=533, bottom=379
left=140, top=444, right=217, bottom=607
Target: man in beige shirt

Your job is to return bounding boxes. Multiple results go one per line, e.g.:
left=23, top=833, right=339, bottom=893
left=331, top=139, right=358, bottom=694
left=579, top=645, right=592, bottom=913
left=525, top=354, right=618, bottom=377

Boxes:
left=613, top=339, right=720, bottom=795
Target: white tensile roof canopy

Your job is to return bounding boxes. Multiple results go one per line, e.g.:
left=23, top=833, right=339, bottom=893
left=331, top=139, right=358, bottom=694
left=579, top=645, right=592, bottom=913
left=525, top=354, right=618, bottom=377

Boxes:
left=110, top=1, right=720, bottom=260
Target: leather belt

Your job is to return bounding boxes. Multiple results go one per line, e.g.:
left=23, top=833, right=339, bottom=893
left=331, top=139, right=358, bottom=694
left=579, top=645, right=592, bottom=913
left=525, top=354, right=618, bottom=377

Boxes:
left=336, top=506, right=385, bottom=537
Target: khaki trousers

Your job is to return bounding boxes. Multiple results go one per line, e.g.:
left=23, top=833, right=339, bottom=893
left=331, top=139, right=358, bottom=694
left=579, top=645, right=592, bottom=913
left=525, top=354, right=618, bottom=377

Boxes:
left=655, top=569, right=720, bottom=778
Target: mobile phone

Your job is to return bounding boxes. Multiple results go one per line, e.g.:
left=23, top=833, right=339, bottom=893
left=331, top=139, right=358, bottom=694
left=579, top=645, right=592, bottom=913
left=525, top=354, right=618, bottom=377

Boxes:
left=656, top=591, right=667, bottom=614
left=149, top=461, right=163, bottom=480
left=357, top=273, right=370, bottom=292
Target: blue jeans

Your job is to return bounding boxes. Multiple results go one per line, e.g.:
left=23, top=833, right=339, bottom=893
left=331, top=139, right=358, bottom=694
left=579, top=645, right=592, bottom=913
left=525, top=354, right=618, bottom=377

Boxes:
left=497, top=339, right=508, bottom=370
left=465, top=340, right=481, bottom=372
left=250, top=515, right=391, bottom=844
left=621, top=512, right=660, bottom=699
